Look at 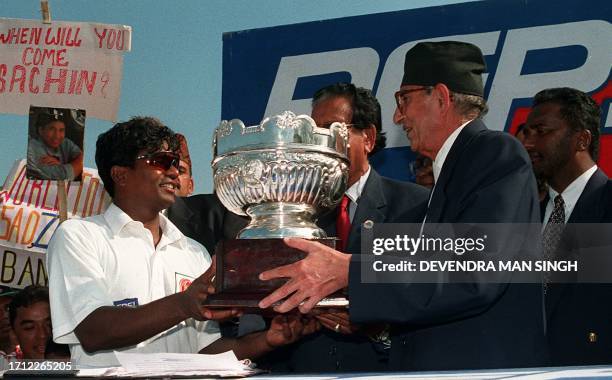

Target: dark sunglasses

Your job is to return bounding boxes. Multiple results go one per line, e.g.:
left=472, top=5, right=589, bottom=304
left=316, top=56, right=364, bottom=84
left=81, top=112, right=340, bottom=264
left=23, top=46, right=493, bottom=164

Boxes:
left=135, top=151, right=180, bottom=171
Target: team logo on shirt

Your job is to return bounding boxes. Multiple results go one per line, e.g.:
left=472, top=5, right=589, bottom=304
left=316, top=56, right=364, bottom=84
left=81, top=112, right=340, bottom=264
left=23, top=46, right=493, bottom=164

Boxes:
left=175, top=272, right=194, bottom=292
left=113, top=298, right=139, bottom=307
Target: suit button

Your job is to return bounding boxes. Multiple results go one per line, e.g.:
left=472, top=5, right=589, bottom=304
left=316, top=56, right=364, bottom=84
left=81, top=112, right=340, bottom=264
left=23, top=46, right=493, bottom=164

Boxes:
left=588, top=332, right=597, bottom=343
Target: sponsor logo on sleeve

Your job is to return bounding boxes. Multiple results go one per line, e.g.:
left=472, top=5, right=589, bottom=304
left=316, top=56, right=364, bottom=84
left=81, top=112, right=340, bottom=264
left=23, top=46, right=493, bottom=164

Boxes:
left=113, top=298, right=139, bottom=307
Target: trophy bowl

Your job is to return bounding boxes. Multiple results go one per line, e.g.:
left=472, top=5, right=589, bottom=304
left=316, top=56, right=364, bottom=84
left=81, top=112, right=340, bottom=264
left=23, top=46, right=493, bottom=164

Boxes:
left=207, top=111, right=350, bottom=309
left=213, top=111, right=349, bottom=239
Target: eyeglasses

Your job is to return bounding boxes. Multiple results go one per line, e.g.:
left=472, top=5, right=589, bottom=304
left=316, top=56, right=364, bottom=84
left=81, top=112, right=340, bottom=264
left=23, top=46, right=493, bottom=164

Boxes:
left=394, top=87, right=432, bottom=108
left=135, top=151, right=180, bottom=171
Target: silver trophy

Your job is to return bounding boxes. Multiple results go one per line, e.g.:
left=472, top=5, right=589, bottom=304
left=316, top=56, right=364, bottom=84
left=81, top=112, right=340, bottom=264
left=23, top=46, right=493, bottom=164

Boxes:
left=213, top=111, right=349, bottom=239
left=207, top=111, right=350, bottom=309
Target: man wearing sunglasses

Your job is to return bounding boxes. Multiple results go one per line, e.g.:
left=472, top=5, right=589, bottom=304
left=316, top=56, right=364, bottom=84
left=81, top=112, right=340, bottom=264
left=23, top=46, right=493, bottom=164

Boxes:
left=46, top=117, right=318, bottom=368
left=261, top=83, right=429, bottom=372
left=259, top=42, right=545, bottom=371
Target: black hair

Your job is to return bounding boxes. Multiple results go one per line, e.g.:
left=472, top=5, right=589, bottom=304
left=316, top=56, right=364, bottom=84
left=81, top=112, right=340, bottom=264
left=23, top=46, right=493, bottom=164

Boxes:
left=9, top=285, right=49, bottom=328
left=533, top=87, right=601, bottom=160
left=95, top=117, right=179, bottom=197
left=312, top=83, right=386, bottom=155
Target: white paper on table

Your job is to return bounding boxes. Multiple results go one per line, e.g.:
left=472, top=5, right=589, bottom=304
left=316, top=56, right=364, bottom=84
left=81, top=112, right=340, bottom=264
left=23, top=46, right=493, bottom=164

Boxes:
left=76, top=367, right=119, bottom=377
left=110, top=350, right=259, bottom=377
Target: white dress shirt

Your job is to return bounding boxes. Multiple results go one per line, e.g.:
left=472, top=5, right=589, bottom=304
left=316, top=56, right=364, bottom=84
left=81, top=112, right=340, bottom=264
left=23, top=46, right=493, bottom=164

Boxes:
left=345, top=166, right=371, bottom=222
left=47, top=203, right=220, bottom=368
left=432, top=120, right=473, bottom=183
left=543, top=165, right=597, bottom=224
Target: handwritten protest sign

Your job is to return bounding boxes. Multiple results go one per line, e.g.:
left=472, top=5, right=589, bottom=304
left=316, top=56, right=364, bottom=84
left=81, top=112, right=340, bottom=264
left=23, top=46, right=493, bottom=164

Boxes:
left=0, top=159, right=111, bottom=288
left=0, top=18, right=131, bottom=121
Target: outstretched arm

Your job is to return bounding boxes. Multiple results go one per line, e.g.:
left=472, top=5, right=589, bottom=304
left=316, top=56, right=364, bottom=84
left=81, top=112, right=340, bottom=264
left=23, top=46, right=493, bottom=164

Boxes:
left=201, top=314, right=320, bottom=359
left=75, top=261, right=239, bottom=352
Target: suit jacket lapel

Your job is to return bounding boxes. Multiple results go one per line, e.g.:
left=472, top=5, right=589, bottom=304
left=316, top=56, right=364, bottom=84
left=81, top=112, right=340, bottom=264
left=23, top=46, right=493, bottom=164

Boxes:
left=567, top=168, right=608, bottom=223
left=540, top=195, right=550, bottom=223
left=348, top=170, right=386, bottom=253
left=546, top=169, right=608, bottom=318
left=426, top=120, right=486, bottom=223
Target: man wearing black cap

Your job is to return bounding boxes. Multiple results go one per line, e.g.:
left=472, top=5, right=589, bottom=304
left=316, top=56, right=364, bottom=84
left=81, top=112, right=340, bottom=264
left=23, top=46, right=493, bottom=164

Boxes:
left=259, top=41, right=545, bottom=371
left=27, top=109, right=83, bottom=181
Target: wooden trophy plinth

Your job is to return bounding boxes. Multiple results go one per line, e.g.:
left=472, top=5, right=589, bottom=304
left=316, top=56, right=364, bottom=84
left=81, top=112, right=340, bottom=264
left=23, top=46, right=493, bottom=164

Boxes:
left=204, top=238, right=348, bottom=313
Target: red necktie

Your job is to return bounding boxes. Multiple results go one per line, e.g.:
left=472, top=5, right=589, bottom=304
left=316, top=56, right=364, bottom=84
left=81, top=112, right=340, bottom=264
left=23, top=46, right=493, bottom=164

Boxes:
left=336, top=195, right=351, bottom=252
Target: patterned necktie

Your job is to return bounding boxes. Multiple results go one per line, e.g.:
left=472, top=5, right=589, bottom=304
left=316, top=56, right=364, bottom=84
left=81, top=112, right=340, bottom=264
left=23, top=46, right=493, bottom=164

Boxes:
left=336, top=195, right=351, bottom=252
left=542, top=195, right=565, bottom=292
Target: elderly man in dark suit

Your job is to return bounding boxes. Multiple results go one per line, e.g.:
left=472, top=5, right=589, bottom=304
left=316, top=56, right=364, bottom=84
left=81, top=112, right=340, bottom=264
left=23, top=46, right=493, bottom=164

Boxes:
left=523, top=87, right=612, bottom=365
left=262, top=83, right=428, bottom=372
left=259, top=41, right=546, bottom=371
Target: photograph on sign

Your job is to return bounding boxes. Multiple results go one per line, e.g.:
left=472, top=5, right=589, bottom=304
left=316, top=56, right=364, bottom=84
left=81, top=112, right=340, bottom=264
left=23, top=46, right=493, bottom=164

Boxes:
left=26, top=106, right=85, bottom=181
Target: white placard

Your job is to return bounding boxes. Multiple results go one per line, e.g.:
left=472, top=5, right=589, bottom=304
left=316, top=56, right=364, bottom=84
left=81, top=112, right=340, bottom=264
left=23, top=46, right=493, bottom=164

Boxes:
left=0, top=159, right=111, bottom=288
left=0, top=18, right=131, bottom=121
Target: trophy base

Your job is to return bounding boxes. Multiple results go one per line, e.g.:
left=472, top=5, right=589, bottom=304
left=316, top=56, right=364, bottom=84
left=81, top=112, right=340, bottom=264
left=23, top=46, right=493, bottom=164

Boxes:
left=205, top=293, right=348, bottom=314
left=204, top=238, right=348, bottom=312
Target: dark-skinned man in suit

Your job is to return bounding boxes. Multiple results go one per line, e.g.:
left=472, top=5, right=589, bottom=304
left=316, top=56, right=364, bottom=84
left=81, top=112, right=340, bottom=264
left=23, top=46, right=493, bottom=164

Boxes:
left=523, top=87, right=612, bottom=365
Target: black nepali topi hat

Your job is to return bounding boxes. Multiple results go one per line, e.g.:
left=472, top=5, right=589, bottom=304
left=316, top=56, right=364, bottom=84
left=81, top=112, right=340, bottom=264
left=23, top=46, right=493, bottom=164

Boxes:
left=402, top=41, right=486, bottom=97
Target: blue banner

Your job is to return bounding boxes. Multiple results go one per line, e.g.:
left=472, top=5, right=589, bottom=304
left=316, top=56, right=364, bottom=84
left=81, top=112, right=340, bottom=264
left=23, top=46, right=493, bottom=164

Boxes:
left=222, top=0, right=612, bottom=181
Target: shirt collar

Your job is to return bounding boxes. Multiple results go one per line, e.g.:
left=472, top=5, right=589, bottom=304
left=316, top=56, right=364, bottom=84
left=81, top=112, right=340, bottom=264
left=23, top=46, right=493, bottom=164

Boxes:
left=432, top=119, right=473, bottom=183
left=345, top=165, right=371, bottom=204
left=103, top=203, right=185, bottom=246
left=546, top=164, right=597, bottom=222
left=158, top=210, right=185, bottom=247
left=104, top=203, right=134, bottom=236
